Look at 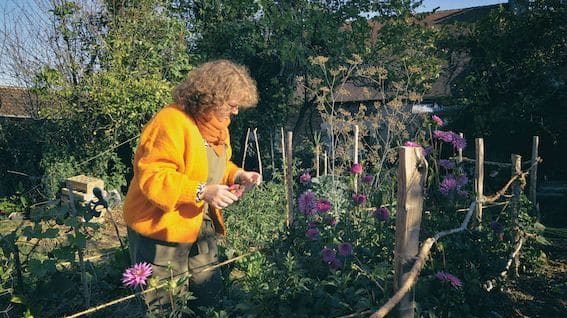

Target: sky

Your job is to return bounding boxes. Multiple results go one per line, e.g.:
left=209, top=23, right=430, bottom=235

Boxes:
left=0, top=0, right=509, bottom=86
left=417, top=0, right=507, bottom=12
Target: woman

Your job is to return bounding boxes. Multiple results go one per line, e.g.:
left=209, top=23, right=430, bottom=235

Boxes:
left=123, top=59, right=261, bottom=313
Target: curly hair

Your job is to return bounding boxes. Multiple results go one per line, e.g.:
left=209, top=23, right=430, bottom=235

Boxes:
left=173, top=59, right=258, bottom=117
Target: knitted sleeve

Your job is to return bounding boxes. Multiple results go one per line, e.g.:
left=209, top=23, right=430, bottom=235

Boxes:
left=135, top=109, right=205, bottom=212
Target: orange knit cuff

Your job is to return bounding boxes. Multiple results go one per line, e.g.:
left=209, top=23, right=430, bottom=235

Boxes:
left=177, top=176, right=206, bottom=208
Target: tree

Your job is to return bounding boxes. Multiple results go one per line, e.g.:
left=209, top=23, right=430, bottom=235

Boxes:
left=1, top=0, right=191, bottom=197
left=450, top=0, right=566, bottom=176
left=175, top=0, right=427, bottom=168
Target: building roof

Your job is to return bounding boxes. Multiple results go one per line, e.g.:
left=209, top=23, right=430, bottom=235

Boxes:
left=0, top=86, right=39, bottom=119
left=327, top=4, right=505, bottom=103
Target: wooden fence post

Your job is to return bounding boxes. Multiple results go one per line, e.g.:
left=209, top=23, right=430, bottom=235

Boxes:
left=285, top=131, right=294, bottom=229
left=394, top=146, right=427, bottom=318
left=530, top=136, right=539, bottom=218
left=474, top=138, right=484, bottom=229
left=511, top=154, right=522, bottom=277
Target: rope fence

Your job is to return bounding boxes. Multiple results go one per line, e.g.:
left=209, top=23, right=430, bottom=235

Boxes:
left=63, top=250, right=258, bottom=318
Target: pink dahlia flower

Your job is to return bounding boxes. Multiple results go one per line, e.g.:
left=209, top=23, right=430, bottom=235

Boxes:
left=122, top=262, right=153, bottom=288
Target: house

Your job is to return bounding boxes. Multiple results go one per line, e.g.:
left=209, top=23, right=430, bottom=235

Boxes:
left=0, top=85, right=40, bottom=119
left=340, top=3, right=506, bottom=105
left=289, top=3, right=506, bottom=141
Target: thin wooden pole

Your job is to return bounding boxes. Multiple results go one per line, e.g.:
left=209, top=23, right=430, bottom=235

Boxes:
left=324, top=151, right=328, bottom=175
left=474, top=138, right=484, bottom=229
left=393, top=146, right=427, bottom=318
left=286, top=132, right=294, bottom=228
left=530, top=136, right=539, bottom=215
left=242, top=128, right=251, bottom=168
left=511, top=154, right=522, bottom=277
left=253, top=128, right=263, bottom=176
left=354, top=124, right=359, bottom=164
left=315, top=145, right=320, bottom=177
left=457, top=133, right=464, bottom=164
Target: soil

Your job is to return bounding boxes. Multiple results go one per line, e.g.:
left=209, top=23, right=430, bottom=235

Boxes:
left=496, top=188, right=567, bottom=318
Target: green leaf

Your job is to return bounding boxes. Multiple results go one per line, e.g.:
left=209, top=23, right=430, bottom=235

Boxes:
left=10, top=295, right=25, bottom=304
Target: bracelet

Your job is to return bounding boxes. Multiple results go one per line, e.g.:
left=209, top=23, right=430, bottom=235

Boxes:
left=196, top=183, right=206, bottom=202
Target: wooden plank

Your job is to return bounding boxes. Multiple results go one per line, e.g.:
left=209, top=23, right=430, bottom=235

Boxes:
left=394, top=146, right=427, bottom=318
left=474, top=138, right=484, bottom=229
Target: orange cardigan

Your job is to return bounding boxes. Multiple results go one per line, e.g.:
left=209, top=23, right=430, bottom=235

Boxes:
left=123, top=104, right=241, bottom=243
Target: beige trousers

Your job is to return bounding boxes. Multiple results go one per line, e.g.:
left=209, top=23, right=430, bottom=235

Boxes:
left=127, top=218, right=223, bottom=315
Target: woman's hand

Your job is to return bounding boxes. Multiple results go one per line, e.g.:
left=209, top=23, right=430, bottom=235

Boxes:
left=202, top=184, right=239, bottom=209
left=236, top=170, right=262, bottom=191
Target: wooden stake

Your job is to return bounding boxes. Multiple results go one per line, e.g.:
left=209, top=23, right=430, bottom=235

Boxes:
left=315, top=144, right=320, bottom=177
left=354, top=124, right=359, bottom=164
left=242, top=128, right=251, bottom=168
left=324, top=151, right=328, bottom=175
left=286, top=131, right=294, bottom=228
left=511, top=154, right=522, bottom=277
left=530, top=136, right=539, bottom=212
left=393, top=146, right=427, bottom=318
left=457, top=133, right=464, bottom=164
left=253, top=128, right=263, bottom=176
left=474, top=138, right=484, bottom=229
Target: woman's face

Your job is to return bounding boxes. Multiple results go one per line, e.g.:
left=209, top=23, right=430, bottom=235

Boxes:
left=214, top=99, right=239, bottom=120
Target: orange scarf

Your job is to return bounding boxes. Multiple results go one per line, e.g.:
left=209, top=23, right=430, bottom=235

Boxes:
left=194, top=113, right=230, bottom=155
